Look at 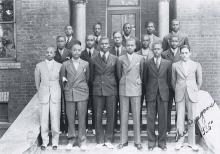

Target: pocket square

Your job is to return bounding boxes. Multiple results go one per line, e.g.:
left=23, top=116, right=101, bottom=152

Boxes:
left=83, top=68, right=86, bottom=72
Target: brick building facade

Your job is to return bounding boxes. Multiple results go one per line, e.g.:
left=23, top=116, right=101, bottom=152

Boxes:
left=0, top=0, right=219, bottom=124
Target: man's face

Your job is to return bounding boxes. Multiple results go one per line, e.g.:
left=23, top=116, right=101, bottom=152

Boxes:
left=180, top=48, right=191, bottom=61
left=170, top=37, right=179, bottom=49
left=86, top=35, right=95, bottom=49
left=146, top=23, right=155, bottom=35
left=113, top=33, right=122, bottom=47
left=71, top=44, right=82, bottom=59
left=142, top=35, right=150, bottom=49
left=100, top=39, right=110, bottom=53
left=153, top=44, right=163, bottom=58
left=57, top=37, right=66, bottom=49
left=171, top=21, right=180, bottom=33
left=126, top=40, right=136, bottom=54
left=93, top=24, right=101, bottom=37
left=123, top=24, right=131, bottom=36
left=46, top=48, right=55, bottom=61
left=65, top=26, right=73, bottom=36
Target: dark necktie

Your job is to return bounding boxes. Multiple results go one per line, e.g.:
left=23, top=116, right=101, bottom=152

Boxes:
left=102, top=53, right=107, bottom=63
left=116, top=48, right=119, bottom=57
left=88, top=49, right=91, bottom=58
left=67, top=37, right=70, bottom=43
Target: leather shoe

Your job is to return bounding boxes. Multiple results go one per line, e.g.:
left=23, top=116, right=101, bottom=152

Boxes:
left=52, top=145, right=57, bottom=150
left=158, top=145, right=167, bottom=151
left=117, top=142, right=128, bottom=149
left=41, top=145, right=46, bottom=150
left=148, top=146, right=155, bottom=151
left=134, top=143, right=143, bottom=150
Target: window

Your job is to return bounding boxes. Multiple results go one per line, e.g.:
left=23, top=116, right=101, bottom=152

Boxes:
left=108, top=0, right=140, bottom=6
left=0, top=0, right=15, bottom=61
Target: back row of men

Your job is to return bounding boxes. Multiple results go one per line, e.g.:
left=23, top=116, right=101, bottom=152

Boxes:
left=35, top=19, right=202, bottom=152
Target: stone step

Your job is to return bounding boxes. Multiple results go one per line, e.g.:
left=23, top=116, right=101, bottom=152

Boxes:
left=0, top=122, right=11, bottom=138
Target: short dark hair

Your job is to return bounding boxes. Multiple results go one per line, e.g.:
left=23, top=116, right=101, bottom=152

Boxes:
left=144, top=21, right=155, bottom=28
left=180, top=45, right=190, bottom=52
left=169, top=34, right=179, bottom=41
left=99, top=37, right=109, bottom=43
left=93, top=22, right=102, bottom=29
left=56, top=35, right=65, bottom=41
left=123, top=23, right=131, bottom=30
left=71, top=40, right=81, bottom=49
left=64, top=25, right=73, bottom=29
left=171, top=19, right=180, bottom=24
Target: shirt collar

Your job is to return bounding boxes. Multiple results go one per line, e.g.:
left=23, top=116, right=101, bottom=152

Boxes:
left=100, top=51, right=109, bottom=58
left=124, top=35, right=131, bottom=40
left=171, top=48, right=178, bottom=56
left=87, top=47, right=94, bottom=54
left=45, top=59, right=54, bottom=63
left=66, top=36, right=72, bottom=42
left=72, top=57, right=80, bottom=63
left=154, top=56, right=161, bottom=63
left=127, top=53, right=134, bottom=61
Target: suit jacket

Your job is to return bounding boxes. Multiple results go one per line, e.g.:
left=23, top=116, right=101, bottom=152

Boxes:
left=171, top=60, right=202, bottom=103
left=136, top=48, right=154, bottom=62
left=80, top=48, right=99, bottom=63
left=117, top=53, right=144, bottom=96
left=122, top=35, right=141, bottom=52
left=161, top=48, right=181, bottom=63
left=65, top=36, right=78, bottom=50
left=90, top=52, right=118, bottom=96
left=162, top=32, right=189, bottom=51
left=35, top=60, right=62, bottom=103
left=60, top=58, right=90, bottom=102
left=54, top=48, right=71, bottom=63
left=144, top=58, right=172, bottom=102
left=109, top=45, right=127, bottom=57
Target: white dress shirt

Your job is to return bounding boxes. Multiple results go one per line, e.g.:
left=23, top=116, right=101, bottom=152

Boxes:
left=72, top=58, right=80, bottom=70
left=171, top=48, right=178, bottom=56
left=58, top=48, right=64, bottom=56
left=66, top=36, right=72, bottom=43
left=87, top=47, right=94, bottom=56
left=100, top=51, right=109, bottom=60
left=115, top=46, right=122, bottom=55
left=154, top=57, right=161, bottom=68
left=182, top=60, right=190, bottom=75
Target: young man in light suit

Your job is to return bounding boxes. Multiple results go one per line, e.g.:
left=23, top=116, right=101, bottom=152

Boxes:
left=35, top=47, right=62, bottom=150
left=60, top=41, right=90, bottom=151
left=144, top=41, right=172, bottom=151
left=162, top=35, right=182, bottom=133
left=90, top=37, right=118, bottom=149
left=117, top=38, right=144, bottom=150
left=172, top=45, right=202, bottom=151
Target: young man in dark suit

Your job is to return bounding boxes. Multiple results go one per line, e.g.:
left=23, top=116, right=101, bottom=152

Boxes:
left=64, top=25, right=77, bottom=50
left=93, top=22, right=102, bottom=49
left=90, top=37, right=118, bottom=149
left=54, top=35, right=72, bottom=134
left=162, top=35, right=182, bottom=133
left=80, top=34, right=99, bottom=135
left=144, top=41, right=172, bottom=151
left=162, top=19, right=189, bottom=51
left=60, top=41, right=90, bottom=151
left=122, top=23, right=141, bottom=52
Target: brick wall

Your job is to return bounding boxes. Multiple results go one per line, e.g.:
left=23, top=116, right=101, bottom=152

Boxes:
left=0, top=0, right=70, bottom=122
left=176, top=0, right=220, bottom=104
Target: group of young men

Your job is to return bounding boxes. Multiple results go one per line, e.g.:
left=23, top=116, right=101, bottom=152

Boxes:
left=35, top=19, right=202, bottom=152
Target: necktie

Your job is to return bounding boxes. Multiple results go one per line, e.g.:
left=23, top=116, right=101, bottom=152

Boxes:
left=67, top=37, right=70, bottom=43
left=88, top=49, right=91, bottom=58
left=116, top=48, right=119, bottom=57
left=102, top=53, right=107, bottom=63
left=156, top=58, right=160, bottom=69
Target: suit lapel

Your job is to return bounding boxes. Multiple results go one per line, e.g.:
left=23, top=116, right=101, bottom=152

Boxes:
left=68, top=60, right=77, bottom=77
left=97, top=53, right=107, bottom=73
left=149, top=58, right=159, bottom=76
left=73, top=59, right=84, bottom=83
left=177, top=61, right=187, bottom=78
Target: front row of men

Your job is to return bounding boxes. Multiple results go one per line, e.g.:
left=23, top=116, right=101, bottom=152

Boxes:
left=35, top=36, right=202, bottom=151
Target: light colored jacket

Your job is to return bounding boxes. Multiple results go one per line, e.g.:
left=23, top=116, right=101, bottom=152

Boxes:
left=35, top=60, right=62, bottom=103
left=117, top=53, right=144, bottom=96
left=172, top=60, right=202, bottom=103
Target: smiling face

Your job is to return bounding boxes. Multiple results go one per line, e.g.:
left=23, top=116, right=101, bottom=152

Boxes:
left=170, top=36, right=179, bottom=49
left=152, top=43, right=163, bottom=58
left=45, top=47, right=55, bottom=61
left=100, top=38, right=110, bottom=53
left=71, top=44, right=82, bottom=59
left=126, top=39, right=136, bottom=54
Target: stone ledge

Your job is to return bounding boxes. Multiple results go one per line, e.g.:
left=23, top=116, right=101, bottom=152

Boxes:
left=0, top=62, right=21, bottom=69
left=0, top=92, right=9, bottom=103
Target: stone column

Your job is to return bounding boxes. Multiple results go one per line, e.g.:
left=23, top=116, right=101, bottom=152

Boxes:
left=158, top=0, right=170, bottom=38
left=72, top=0, right=87, bottom=49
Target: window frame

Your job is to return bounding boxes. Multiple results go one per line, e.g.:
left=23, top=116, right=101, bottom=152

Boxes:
left=107, top=0, right=140, bottom=7
left=0, top=0, right=16, bottom=62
